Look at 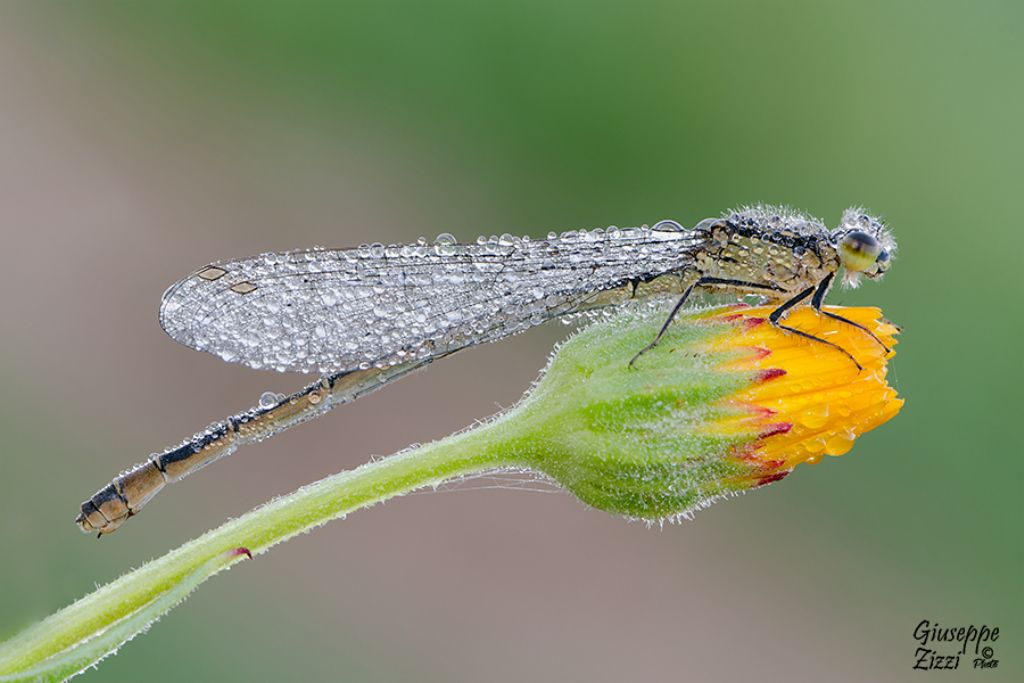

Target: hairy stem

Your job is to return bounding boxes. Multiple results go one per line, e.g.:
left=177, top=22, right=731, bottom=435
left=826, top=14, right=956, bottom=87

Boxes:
left=0, top=423, right=512, bottom=678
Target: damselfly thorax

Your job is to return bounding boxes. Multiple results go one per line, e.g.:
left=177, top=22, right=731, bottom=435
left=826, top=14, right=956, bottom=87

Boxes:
left=76, top=205, right=895, bottom=535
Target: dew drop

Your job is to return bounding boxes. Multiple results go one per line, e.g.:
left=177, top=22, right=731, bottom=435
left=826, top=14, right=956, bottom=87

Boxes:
left=804, top=437, right=827, bottom=455
left=259, top=391, right=278, bottom=409
left=824, top=430, right=857, bottom=456
left=799, top=404, right=830, bottom=429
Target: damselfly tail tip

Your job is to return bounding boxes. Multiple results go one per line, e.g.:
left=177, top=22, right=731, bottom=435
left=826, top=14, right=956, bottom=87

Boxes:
left=75, top=502, right=97, bottom=534
left=75, top=491, right=131, bottom=536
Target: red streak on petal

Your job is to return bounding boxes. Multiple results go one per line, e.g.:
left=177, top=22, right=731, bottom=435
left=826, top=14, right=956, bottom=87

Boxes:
left=734, top=400, right=776, bottom=416
left=731, top=443, right=758, bottom=461
left=756, top=368, right=787, bottom=383
left=702, top=303, right=749, bottom=322
left=756, top=471, right=790, bottom=487
left=722, top=315, right=765, bottom=330
left=746, top=346, right=772, bottom=360
left=758, top=422, right=793, bottom=439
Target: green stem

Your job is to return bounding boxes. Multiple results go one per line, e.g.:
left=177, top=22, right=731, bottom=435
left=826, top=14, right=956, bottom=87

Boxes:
left=0, top=421, right=514, bottom=677
left=0, top=551, right=239, bottom=683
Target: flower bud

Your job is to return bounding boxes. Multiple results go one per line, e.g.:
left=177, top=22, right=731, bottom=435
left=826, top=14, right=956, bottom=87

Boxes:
left=508, top=304, right=903, bottom=522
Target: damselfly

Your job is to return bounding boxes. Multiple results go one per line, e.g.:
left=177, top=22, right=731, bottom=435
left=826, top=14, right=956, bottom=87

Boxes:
left=76, top=205, right=895, bottom=535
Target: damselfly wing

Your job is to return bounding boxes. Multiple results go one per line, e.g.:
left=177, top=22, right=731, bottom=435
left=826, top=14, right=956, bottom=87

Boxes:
left=159, top=227, right=704, bottom=375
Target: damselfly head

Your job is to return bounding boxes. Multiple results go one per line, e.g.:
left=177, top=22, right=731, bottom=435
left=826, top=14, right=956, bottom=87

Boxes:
left=832, top=208, right=895, bottom=288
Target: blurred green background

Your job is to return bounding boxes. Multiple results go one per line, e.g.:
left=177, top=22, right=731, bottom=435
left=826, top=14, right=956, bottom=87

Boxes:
left=0, top=1, right=1020, bottom=681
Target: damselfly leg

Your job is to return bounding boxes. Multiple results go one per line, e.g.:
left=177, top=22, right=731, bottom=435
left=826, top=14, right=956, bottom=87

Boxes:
left=630, top=272, right=891, bottom=372
left=629, top=277, right=782, bottom=367
left=768, top=285, right=863, bottom=370
left=627, top=281, right=697, bottom=368
left=810, top=273, right=891, bottom=354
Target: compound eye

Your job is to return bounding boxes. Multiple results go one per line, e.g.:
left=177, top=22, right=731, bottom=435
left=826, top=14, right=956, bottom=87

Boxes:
left=839, top=230, right=881, bottom=271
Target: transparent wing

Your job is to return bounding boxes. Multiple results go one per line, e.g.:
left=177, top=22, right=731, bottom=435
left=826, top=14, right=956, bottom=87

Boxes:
left=159, top=228, right=701, bottom=374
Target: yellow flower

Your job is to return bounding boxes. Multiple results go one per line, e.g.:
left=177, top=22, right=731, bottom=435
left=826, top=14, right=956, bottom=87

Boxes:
left=701, top=304, right=904, bottom=489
